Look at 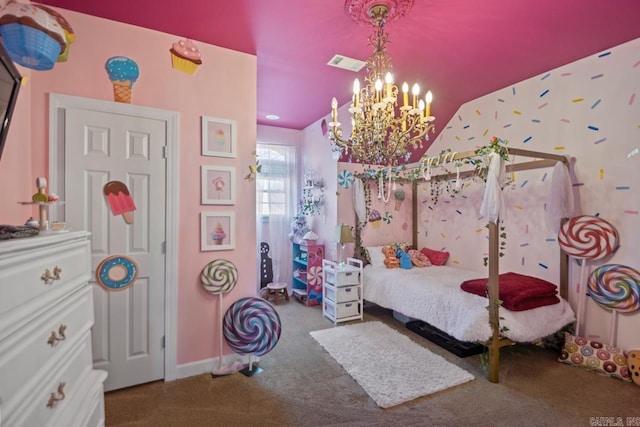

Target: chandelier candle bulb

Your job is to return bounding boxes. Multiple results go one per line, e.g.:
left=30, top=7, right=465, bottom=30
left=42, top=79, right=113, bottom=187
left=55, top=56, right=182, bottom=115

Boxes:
left=412, top=83, right=420, bottom=108
left=353, top=79, right=360, bottom=107
left=426, top=91, right=433, bottom=117
left=385, top=72, right=393, bottom=99
left=331, top=97, right=338, bottom=123
left=402, top=82, right=409, bottom=108
left=419, top=99, right=425, bottom=122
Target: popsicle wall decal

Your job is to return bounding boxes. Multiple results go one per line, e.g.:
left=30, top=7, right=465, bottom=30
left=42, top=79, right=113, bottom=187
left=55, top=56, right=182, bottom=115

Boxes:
left=103, top=181, right=136, bottom=224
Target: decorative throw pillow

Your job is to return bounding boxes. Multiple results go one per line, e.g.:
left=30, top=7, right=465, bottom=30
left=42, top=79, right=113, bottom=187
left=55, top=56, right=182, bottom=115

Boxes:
left=558, top=333, right=631, bottom=382
left=365, top=246, right=386, bottom=268
left=420, top=247, right=450, bottom=266
left=628, top=350, right=640, bottom=386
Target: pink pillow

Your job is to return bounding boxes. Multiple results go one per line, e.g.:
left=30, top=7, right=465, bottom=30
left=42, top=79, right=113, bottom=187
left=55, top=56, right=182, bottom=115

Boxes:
left=420, top=247, right=450, bottom=266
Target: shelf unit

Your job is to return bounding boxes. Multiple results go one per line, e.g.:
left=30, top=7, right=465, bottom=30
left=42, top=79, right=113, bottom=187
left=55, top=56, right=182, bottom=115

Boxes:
left=291, top=241, right=324, bottom=305
left=322, top=258, right=363, bottom=324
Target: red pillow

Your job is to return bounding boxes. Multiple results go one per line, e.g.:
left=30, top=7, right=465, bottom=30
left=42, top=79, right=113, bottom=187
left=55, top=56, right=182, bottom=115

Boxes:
left=420, top=247, right=450, bottom=266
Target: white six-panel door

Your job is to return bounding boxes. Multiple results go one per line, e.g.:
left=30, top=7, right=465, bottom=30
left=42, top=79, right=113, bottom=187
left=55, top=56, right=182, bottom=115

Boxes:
left=64, top=106, right=167, bottom=391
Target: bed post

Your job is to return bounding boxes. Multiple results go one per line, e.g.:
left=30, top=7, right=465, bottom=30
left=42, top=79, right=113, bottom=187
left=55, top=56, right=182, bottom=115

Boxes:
left=487, top=221, right=501, bottom=383
left=412, top=180, right=418, bottom=249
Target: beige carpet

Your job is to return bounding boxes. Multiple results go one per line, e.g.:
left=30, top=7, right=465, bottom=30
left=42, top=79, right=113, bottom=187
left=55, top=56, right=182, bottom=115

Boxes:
left=105, top=301, right=640, bottom=426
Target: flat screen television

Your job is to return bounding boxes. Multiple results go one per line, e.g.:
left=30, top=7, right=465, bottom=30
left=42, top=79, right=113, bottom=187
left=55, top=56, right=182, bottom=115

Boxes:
left=0, top=40, right=22, bottom=163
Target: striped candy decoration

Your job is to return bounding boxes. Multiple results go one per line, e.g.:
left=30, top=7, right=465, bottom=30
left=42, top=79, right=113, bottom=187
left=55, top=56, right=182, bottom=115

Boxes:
left=588, top=264, right=640, bottom=312
left=223, top=297, right=281, bottom=356
left=558, top=216, right=619, bottom=260
left=200, top=259, right=238, bottom=294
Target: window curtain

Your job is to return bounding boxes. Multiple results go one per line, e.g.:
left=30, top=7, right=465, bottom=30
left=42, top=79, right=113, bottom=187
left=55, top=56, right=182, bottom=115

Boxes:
left=256, top=143, right=298, bottom=291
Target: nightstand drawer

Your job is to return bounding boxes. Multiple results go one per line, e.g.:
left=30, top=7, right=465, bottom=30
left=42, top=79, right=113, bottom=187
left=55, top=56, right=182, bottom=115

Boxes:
left=325, top=269, right=360, bottom=286
left=324, top=299, right=360, bottom=319
left=325, top=284, right=359, bottom=303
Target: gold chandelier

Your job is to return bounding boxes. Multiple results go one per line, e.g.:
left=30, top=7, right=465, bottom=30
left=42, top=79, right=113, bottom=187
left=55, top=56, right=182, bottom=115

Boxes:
left=329, top=0, right=435, bottom=166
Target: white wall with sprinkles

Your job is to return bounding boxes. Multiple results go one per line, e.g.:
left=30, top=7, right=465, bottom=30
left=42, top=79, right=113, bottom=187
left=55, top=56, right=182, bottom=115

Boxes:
left=418, top=38, right=640, bottom=351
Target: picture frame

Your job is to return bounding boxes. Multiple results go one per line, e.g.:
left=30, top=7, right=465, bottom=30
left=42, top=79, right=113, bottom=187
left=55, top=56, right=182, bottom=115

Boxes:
left=201, top=116, right=236, bottom=158
left=201, top=212, right=235, bottom=251
left=201, top=165, right=236, bottom=205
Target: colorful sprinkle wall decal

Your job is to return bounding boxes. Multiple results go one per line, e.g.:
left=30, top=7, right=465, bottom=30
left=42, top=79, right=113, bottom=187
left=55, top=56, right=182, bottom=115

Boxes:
left=594, top=138, right=607, bottom=144
left=476, top=109, right=481, bottom=115
left=554, top=146, right=565, bottom=150
left=541, top=73, right=551, bottom=80
left=538, top=102, right=548, bottom=109
left=531, top=119, right=541, bottom=123
left=591, top=74, right=604, bottom=79
left=523, top=136, right=532, bottom=143
left=629, top=93, right=636, bottom=105
left=572, top=98, right=584, bottom=103
left=598, top=51, right=611, bottom=58
left=514, top=110, right=522, bottom=115
left=624, top=210, right=639, bottom=215
left=539, top=263, right=548, bottom=269
left=560, top=118, right=571, bottom=123
left=591, top=99, right=602, bottom=109
left=561, top=72, right=572, bottom=76
left=599, top=169, right=605, bottom=180
left=540, top=89, right=549, bottom=97
left=615, top=186, right=630, bottom=190
left=587, top=125, right=599, bottom=131
left=520, top=180, right=528, bottom=188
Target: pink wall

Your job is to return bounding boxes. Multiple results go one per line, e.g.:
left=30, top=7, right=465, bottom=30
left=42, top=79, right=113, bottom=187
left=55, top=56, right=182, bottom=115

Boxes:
left=0, top=9, right=257, bottom=366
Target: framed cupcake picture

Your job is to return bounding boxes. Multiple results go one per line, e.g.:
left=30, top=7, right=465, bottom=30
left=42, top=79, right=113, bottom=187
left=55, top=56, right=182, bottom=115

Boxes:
left=202, top=116, right=236, bottom=158
left=201, top=212, right=235, bottom=251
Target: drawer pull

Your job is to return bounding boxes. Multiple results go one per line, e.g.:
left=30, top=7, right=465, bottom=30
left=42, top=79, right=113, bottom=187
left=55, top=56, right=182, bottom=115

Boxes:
left=46, top=382, right=66, bottom=409
left=47, top=324, right=67, bottom=346
left=41, top=266, right=62, bottom=284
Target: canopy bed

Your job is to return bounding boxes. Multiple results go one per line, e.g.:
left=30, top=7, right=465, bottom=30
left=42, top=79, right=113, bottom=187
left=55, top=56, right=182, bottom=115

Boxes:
left=353, top=145, right=576, bottom=383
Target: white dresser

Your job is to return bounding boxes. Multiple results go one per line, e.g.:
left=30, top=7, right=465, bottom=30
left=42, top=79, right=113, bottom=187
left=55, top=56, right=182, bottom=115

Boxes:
left=0, top=231, right=107, bottom=427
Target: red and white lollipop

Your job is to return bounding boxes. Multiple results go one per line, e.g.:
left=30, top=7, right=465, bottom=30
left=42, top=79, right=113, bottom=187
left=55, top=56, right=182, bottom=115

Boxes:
left=558, top=216, right=619, bottom=260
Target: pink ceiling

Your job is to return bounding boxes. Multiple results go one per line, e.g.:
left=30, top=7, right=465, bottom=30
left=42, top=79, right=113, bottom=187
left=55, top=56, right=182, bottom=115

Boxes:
left=39, top=0, right=640, bottom=157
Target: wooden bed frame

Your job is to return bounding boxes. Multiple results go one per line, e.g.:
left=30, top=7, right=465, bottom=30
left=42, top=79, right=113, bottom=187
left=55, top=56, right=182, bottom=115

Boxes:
left=355, top=147, right=571, bottom=383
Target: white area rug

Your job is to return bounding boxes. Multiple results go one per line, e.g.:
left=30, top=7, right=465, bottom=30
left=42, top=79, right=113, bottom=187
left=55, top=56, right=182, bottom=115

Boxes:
left=310, top=321, right=475, bottom=408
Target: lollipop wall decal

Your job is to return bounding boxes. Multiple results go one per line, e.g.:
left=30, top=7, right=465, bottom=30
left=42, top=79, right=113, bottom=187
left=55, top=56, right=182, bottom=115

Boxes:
left=200, top=259, right=240, bottom=377
left=223, top=297, right=281, bottom=376
left=558, top=215, right=619, bottom=336
left=588, top=264, right=640, bottom=347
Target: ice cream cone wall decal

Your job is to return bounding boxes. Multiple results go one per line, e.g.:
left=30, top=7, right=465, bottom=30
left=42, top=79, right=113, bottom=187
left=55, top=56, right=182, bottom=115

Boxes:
left=103, top=181, right=136, bottom=223
left=105, top=56, right=140, bottom=103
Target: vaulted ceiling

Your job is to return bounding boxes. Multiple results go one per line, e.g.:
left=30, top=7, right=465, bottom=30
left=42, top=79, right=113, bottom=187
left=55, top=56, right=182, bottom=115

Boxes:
left=39, top=0, right=640, bottom=150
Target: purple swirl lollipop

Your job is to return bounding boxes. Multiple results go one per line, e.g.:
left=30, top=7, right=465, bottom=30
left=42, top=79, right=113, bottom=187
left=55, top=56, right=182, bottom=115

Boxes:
left=223, top=297, right=281, bottom=356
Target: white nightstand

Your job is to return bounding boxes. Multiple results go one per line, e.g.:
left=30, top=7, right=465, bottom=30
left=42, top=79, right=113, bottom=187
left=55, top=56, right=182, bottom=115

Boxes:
left=322, top=258, right=363, bottom=324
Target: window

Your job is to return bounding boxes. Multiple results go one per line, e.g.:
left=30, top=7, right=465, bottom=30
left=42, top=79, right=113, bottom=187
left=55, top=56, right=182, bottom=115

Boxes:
left=256, top=144, right=297, bottom=218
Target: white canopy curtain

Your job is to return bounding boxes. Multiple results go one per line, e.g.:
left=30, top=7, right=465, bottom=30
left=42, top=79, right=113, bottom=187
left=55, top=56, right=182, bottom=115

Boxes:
left=256, top=143, right=298, bottom=293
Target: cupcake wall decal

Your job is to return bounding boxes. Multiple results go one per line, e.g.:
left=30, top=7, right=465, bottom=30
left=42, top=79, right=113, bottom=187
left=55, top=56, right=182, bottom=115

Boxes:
left=170, top=38, right=202, bottom=74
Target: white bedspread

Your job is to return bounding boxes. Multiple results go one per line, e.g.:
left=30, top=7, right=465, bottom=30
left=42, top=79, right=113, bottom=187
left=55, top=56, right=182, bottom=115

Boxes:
left=363, top=265, right=575, bottom=343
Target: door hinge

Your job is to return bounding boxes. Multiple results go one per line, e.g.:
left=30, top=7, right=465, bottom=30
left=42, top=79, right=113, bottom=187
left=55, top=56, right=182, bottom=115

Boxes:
left=162, top=146, right=168, bottom=158
left=162, top=241, right=166, bottom=254
left=162, top=335, right=165, bottom=349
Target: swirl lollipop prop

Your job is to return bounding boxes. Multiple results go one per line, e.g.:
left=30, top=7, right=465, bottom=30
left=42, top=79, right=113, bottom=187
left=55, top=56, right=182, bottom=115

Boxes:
left=558, top=215, right=619, bottom=335
left=223, top=297, right=281, bottom=376
left=588, top=264, right=640, bottom=346
left=200, top=259, right=239, bottom=376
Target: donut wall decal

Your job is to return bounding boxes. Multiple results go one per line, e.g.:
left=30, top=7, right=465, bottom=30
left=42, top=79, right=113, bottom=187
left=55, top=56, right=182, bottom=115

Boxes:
left=96, top=255, right=138, bottom=291
left=223, top=297, right=281, bottom=357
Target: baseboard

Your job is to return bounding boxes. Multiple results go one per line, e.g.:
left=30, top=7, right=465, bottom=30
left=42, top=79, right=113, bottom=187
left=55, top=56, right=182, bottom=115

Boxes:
left=175, top=354, right=260, bottom=380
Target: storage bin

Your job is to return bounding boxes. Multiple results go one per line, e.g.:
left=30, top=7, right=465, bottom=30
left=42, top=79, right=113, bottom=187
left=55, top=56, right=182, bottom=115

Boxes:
left=324, top=284, right=359, bottom=303
left=325, top=268, right=360, bottom=286
left=324, top=299, right=360, bottom=319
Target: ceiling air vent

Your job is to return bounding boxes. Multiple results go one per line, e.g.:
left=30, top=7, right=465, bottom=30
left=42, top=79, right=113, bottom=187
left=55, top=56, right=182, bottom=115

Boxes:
left=327, top=54, right=366, bottom=72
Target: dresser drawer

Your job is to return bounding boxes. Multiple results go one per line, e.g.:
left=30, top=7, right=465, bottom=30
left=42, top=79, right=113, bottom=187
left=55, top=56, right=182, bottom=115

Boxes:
left=325, top=269, right=360, bottom=286
left=324, top=284, right=360, bottom=303
left=5, top=331, right=94, bottom=427
left=0, top=285, right=93, bottom=416
left=324, top=299, right=360, bottom=319
left=0, top=238, right=90, bottom=319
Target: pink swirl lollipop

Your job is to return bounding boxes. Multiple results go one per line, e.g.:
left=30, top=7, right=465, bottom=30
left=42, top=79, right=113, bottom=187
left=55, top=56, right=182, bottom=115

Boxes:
left=558, top=216, right=619, bottom=260
left=587, top=264, right=640, bottom=312
left=223, top=297, right=281, bottom=356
